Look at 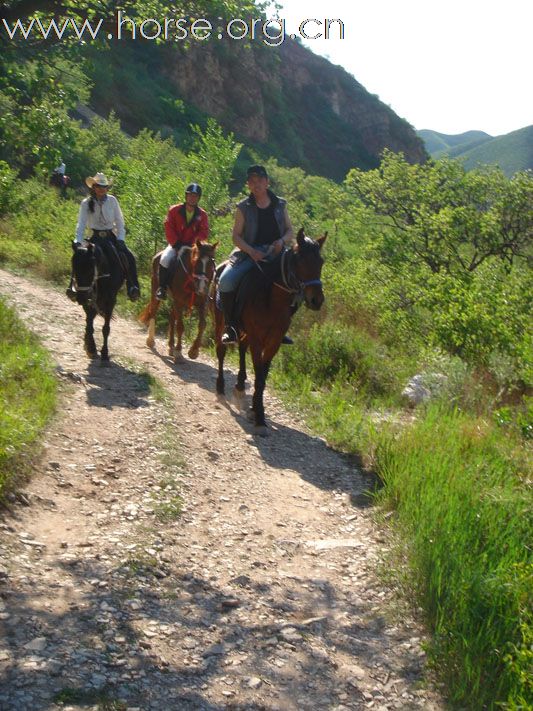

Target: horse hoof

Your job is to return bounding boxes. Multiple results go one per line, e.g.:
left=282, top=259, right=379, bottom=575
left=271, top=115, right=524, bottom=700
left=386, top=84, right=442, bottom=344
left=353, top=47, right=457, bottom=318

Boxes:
left=100, top=357, right=111, bottom=367
left=216, top=392, right=226, bottom=403
left=254, top=425, right=269, bottom=437
left=188, top=347, right=199, bottom=360
left=174, top=352, right=185, bottom=364
left=146, top=338, right=155, bottom=349
left=85, top=350, right=97, bottom=359
left=246, top=407, right=255, bottom=422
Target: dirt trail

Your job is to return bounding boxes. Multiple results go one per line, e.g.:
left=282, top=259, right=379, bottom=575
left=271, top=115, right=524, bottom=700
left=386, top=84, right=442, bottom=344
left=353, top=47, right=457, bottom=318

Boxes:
left=0, top=270, right=443, bottom=711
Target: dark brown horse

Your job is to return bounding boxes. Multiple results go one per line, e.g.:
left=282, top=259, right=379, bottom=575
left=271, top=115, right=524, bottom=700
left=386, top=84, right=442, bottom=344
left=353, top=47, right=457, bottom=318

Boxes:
left=214, top=229, right=326, bottom=434
left=70, top=236, right=124, bottom=362
left=139, top=241, right=217, bottom=362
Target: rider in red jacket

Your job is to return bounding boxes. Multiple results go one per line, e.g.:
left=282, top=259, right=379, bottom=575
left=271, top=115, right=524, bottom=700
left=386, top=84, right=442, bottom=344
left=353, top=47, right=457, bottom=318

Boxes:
left=157, top=183, right=209, bottom=300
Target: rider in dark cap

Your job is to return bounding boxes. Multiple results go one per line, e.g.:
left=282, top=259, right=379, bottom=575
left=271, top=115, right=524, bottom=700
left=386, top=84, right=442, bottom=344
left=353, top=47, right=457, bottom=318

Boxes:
left=218, top=165, right=295, bottom=344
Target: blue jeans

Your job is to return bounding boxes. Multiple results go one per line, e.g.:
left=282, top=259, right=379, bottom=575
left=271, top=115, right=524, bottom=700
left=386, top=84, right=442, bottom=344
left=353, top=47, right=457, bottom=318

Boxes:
left=218, top=246, right=275, bottom=293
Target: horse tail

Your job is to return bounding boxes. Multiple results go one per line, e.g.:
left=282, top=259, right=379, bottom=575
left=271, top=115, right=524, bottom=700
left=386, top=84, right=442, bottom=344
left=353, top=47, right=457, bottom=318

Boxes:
left=138, top=302, right=153, bottom=325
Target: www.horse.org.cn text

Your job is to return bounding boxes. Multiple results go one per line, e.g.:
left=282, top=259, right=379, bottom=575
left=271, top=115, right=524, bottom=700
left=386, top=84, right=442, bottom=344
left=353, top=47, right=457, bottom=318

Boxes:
left=1, top=13, right=345, bottom=46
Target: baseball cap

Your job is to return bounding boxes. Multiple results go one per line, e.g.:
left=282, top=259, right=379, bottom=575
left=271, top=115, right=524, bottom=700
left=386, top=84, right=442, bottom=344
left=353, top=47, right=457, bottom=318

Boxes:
left=246, top=165, right=268, bottom=179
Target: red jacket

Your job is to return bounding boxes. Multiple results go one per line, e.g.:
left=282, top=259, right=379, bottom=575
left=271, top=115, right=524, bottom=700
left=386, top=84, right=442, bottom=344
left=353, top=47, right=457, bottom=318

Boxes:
left=164, top=204, right=209, bottom=246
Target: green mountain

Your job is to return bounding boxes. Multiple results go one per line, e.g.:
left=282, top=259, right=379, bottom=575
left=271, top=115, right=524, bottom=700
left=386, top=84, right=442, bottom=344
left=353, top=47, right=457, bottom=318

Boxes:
left=84, top=39, right=426, bottom=182
left=418, top=126, right=533, bottom=176
left=418, top=129, right=492, bottom=157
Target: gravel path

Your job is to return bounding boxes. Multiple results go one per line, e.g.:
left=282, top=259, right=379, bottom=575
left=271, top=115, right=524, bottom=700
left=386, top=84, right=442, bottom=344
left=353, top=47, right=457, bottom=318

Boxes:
left=0, top=270, right=443, bottom=711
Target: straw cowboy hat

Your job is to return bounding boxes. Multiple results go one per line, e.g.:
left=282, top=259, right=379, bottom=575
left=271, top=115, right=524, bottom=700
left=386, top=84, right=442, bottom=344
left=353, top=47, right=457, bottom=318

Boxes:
left=85, top=172, right=113, bottom=188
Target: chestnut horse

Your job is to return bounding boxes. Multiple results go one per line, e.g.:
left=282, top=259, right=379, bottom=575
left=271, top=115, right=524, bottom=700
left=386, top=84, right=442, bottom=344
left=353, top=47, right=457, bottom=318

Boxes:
left=70, top=236, right=124, bottom=362
left=214, top=229, right=326, bottom=433
left=139, top=241, right=217, bottom=362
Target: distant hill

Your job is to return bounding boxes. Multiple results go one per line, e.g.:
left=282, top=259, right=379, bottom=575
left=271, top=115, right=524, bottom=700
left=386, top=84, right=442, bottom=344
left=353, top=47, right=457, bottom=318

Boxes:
left=418, top=126, right=533, bottom=176
left=418, top=129, right=492, bottom=157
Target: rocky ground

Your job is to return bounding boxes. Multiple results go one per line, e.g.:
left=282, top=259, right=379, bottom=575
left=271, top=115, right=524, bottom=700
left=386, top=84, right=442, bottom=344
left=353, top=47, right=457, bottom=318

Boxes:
left=0, top=270, right=444, bottom=711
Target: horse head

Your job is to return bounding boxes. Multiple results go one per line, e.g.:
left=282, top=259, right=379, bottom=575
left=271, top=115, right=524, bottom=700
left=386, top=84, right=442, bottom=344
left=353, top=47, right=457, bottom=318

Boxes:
left=71, top=241, right=97, bottom=305
left=192, top=240, right=218, bottom=297
left=294, top=228, right=326, bottom=311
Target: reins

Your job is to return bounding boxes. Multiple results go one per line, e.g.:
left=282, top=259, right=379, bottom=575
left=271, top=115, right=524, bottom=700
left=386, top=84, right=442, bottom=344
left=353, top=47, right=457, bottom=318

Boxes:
left=274, top=247, right=323, bottom=295
left=175, top=245, right=216, bottom=311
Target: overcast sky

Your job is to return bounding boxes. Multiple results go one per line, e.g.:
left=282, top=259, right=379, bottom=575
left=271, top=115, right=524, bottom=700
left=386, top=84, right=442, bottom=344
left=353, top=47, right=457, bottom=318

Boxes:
left=266, top=0, right=532, bottom=136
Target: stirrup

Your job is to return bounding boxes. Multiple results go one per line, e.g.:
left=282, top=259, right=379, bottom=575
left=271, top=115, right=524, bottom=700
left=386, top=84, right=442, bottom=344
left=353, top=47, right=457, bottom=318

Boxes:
left=66, top=286, right=77, bottom=302
left=281, top=335, right=293, bottom=345
left=155, top=287, right=167, bottom=301
left=221, top=326, right=238, bottom=345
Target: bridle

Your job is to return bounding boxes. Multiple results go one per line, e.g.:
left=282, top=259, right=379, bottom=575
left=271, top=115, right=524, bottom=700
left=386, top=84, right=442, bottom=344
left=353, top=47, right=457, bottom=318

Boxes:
left=275, top=245, right=323, bottom=295
left=193, top=252, right=216, bottom=295
left=176, top=245, right=216, bottom=298
left=72, top=244, right=110, bottom=297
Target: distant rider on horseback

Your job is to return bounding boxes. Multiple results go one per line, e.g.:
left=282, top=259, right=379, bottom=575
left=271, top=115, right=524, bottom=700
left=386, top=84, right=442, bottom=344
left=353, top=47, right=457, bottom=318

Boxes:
left=218, top=165, right=294, bottom=344
left=66, top=172, right=140, bottom=301
left=156, top=183, right=210, bottom=300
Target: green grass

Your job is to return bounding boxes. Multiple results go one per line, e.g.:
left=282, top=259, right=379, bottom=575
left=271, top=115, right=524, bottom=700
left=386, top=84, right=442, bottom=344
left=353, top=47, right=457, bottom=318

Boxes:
left=0, top=297, right=57, bottom=499
left=53, top=687, right=126, bottom=709
left=375, top=405, right=532, bottom=709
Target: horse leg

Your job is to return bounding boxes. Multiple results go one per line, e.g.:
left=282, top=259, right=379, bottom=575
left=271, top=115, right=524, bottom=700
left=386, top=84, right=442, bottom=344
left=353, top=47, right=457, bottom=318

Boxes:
left=100, top=310, right=112, bottom=362
left=248, top=342, right=268, bottom=432
left=168, top=306, right=176, bottom=357
left=145, top=292, right=160, bottom=350
left=174, top=306, right=185, bottom=363
left=83, top=306, right=97, bottom=358
left=188, top=302, right=206, bottom=360
left=147, top=313, right=157, bottom=349
left=251, top=331, right=282, bottom=432
left=143, top=259, right=161, bottom=349
left=233, top=341, right=248, bottom=404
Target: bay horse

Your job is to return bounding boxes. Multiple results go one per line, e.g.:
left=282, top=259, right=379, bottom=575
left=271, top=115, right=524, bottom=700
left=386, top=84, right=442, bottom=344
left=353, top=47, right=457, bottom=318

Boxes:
left=70, top=236, right=124, bottom=362
left=214, top=228, right=326, bottom=434
left=139, top=241, right=218, bottom=362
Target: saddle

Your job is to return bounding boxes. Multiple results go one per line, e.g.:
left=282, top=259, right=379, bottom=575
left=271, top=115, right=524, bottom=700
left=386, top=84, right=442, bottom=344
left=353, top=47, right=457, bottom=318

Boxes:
left=215, top=253, right=283, bottom=326
left=90, top=236, right=126, bottom=281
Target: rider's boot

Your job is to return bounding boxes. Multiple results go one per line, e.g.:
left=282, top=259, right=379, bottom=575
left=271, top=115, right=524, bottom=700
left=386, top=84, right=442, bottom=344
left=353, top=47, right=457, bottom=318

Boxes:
left=220, top=291, right=238, bottom=344
left=156, top=265, right=170, bottom=301
left=116, top=240, right=140, bottom=301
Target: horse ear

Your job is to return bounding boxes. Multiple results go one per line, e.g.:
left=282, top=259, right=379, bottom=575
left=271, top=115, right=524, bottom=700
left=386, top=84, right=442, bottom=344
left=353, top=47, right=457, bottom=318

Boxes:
left=211, top=241, right=219, bottom=250
left=296, top=228, right=305, bottom=247
left=195, top=238, right=202, bottom=248
left=317, top=232, right=328, bottom=249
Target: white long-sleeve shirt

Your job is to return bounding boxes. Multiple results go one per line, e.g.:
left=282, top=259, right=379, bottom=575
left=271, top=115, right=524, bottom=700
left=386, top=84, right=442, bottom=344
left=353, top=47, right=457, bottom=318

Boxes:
left=75, top=194, right=126, bottom=243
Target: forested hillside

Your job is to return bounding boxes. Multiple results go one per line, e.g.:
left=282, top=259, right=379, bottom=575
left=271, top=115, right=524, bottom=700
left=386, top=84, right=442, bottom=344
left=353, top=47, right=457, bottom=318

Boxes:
left=418, top=125, right=533, bottom=176
left=0, top=1, right=532, bottom=709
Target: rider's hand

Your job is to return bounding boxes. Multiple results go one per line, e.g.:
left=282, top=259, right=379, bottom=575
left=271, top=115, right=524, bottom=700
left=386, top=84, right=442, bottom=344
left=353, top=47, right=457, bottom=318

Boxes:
left=248, top=247, right=266, bottom=262
left=72, top=240, right=80, bottom=251
left=271, top=238, right=284, bottom=256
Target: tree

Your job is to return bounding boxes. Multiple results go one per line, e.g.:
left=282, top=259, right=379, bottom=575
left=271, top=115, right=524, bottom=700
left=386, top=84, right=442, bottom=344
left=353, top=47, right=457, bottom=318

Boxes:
left=183, top=119, right=242, bottom=213
left=345, top=151, right=533, bottom=277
